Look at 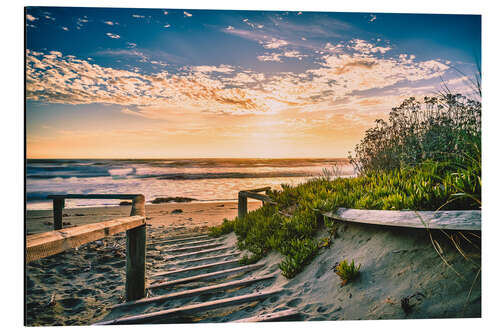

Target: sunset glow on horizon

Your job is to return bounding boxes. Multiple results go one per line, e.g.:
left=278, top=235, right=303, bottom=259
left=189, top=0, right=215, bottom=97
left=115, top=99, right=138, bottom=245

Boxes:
left=25, top=8, right=480, bottom=159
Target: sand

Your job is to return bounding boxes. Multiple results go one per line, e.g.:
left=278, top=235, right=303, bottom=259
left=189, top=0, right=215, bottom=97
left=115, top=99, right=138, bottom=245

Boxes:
left=25, top=202, right=481, bottom=326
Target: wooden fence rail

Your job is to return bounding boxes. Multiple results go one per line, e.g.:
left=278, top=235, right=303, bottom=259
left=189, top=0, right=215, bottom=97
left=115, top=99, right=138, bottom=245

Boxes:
left=27, top=194, right=147, bottom=301
left=238, top=187, right=274, bottom=220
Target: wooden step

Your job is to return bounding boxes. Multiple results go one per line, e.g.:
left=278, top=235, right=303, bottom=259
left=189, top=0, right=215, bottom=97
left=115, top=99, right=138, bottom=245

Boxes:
left=161, top=239, right=217, bottom=248
left=149, top=235, right=210, bottom=246
left=174, top=253, right=241, bottom=265
left=147, top=263, right=266, bottom=290
left=232, top=309, right=299, bottom=322
left=162, top=243, right=222, bottom=253
left=151, top=259, right=240, bottom=278
left=166, top=246, right=233, bottom=260
left=96, top=288, right=283, bottom=325
left=112, top=274, right=276, bottom=310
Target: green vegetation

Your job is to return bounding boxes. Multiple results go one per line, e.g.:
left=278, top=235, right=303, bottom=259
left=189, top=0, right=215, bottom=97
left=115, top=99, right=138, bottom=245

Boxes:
left=335, top=260, right=361, bottom=285
left=210, top=92, right=481, bottom=279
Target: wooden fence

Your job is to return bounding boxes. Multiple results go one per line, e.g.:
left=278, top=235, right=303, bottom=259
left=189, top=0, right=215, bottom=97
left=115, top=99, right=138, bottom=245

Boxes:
left=26, top=194, right=147, bottom=301
left=237, top=187, right=274, bottom=219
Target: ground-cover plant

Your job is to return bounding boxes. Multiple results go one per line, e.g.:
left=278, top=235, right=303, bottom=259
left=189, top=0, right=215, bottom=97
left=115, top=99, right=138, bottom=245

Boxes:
left=335, top=259, right=361, bottom=286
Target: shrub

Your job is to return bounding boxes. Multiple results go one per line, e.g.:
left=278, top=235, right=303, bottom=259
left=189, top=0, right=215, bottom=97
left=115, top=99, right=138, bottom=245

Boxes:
left=349, top=94, right=481, bottom=174
left=335, top=259, right=361, bottom=285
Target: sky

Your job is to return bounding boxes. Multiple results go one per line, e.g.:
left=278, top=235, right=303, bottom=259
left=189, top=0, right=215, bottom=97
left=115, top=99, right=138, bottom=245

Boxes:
left=25, top=7, right=481, bottom=158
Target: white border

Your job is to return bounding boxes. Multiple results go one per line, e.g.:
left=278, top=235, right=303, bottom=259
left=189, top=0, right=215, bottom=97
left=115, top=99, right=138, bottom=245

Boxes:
left=3, top=0, right=499, bottom=332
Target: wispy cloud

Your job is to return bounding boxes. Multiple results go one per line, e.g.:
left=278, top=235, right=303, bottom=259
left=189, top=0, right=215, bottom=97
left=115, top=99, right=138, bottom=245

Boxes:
left=132, top=14, right=145, bottom=18
left=369, top=14, right=377, bottom=22
left=26, top=14, right=37, bottom=22
left=261, top=38, right=288, bottom=49
left=106, top=32, right=121, bottom=39
left=61, top=26, right=69, bottom=31
left=184, top=11, right=192, bottom=17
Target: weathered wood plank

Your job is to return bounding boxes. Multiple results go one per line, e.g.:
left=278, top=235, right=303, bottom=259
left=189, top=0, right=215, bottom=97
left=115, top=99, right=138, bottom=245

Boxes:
left=324, top=208, right=481, bottom=231
left=238, top=192, right=248, bottom=220
left=147, top=263, right=265, bottom=290
left=47, top=194, right=141, bottom=200
left=239, top=191, right=274, bottom=203
left=173, top=252, right=241, bottom=265
left=163, top=242, right=222, bottom=253
left=26, top=216, right=146, bottom=262
left=96, top=288, right=283, bottom=325
left=126, top=194, right=146, bottom=302
left=165, top=246, right=233, bottom=260
left=160, top=239, right=217, bottom=249
left=246, top=187, right=271, bottom=193
left=149, top=235, right=210, bottom=246
left=151, top=259, right=240, bottom=278
left=232, top=309, right=299, bottom=322
left=112, top=274, right=276, bottom=309
left=52, top=198, right=64, bottom=230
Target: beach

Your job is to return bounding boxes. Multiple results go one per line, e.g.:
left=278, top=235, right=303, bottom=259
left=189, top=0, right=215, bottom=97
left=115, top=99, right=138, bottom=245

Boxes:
left=26, top=203, right=481, bottom=325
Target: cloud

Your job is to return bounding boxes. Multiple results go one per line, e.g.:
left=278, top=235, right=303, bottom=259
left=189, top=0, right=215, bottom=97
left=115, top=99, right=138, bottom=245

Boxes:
left=61, top=26, right=69, bottom=31
left=26, top=43, right=451, bottom=119
left=242, top=18, right=264, bottom=29
left=257, top=50, right=306, bottom=62
left=104, top=21, right=115, bottom=26
left=349, top=39, right=391, bottom=54
left=257, top=53, right=283, bottom=62
left=164, top=24, right=171, bottom=28
left=261, top=38, right=288, bottom=49
left=106, top=33, right=121, bottom=39
left=127, top=42, right=137, bottom=48
left=184, top=11, right=192, bottom=17
left=132, top=14, right=145, bottom=18
left=369, top=14, right=377, bottom=22
left=226, top=25, right=234, bottom=30
left=192, top=65, right=234, bottom=73
left=76, top=17, right=89, bottom=29
left=163, top=11, right=168, bottom=15
left=26, top=14, right=37, bottom=21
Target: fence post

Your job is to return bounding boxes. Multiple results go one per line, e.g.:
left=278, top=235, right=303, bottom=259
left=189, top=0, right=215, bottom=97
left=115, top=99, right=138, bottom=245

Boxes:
left=53, top=198, right=64, bottom=230
left=126, top=194, right=146, bottom=301
left=238, top=191, right=248, bottom=220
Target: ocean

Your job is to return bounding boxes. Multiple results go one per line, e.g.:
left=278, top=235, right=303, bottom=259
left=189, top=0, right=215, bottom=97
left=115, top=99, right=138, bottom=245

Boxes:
left=26, top=158, right=353, bottom=210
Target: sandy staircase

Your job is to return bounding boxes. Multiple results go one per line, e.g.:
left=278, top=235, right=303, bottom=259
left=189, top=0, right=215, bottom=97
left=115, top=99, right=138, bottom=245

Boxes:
left=96, top=232, right=299, bottom=325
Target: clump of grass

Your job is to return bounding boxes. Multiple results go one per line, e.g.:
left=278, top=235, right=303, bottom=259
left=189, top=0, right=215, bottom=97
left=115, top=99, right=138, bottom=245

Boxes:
left=335, top=259, right=361, bottom=286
